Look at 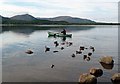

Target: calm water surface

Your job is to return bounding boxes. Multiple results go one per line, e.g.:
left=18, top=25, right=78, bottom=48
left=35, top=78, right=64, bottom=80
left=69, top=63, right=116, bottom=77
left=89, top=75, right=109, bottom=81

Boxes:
left=1, top=25, right=118, bottom=82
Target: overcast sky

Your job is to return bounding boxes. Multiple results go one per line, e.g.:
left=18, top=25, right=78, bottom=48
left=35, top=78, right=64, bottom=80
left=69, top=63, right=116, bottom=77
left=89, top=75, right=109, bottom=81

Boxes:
left=0, top=0, right=119, bottom=23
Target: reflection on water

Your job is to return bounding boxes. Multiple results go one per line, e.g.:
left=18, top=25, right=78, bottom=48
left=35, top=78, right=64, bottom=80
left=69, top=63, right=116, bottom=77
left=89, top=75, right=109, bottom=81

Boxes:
left=1, top=31, right=28, bottom=47
left=2, top=26, right=95, bottom=35
left=48, top=36, right=70, bottom=42
left=100, top=62, right=114, bottom=70
left=1, top=25, right=118, bottom=82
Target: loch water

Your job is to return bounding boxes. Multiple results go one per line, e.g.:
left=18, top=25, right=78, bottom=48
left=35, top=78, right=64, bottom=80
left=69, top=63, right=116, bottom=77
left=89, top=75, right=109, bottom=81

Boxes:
left=1, top=25, right=119, bottom=82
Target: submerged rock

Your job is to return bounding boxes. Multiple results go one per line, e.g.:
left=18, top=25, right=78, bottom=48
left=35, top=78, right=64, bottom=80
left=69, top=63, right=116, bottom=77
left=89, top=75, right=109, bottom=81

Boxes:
left=111, top=73, right=120, bottom=84
left=99, top=56, right=114, bottom=65
left=100, top=62, right=114, bottom=70
left=79, top=73, right=97, bottom=84
left=61, top=42, right=65, bottom=45
left=89, top=68, right=103, bottom=77
left=66, top=42, right=73, bottom=46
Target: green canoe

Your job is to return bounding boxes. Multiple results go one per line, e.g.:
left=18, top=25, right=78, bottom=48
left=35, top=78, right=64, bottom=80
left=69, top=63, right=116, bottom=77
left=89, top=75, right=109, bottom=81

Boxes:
left=48, top=32, right=72, bottom=37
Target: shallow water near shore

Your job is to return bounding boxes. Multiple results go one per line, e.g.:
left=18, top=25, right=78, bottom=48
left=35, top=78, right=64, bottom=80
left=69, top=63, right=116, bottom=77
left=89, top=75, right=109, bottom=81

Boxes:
left=1, top=25, right=119, bottom=82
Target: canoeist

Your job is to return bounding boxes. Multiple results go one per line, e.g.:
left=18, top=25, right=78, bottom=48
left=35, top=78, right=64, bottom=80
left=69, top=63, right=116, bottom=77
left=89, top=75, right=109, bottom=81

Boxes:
left=61, top=29, right=66, bottom=35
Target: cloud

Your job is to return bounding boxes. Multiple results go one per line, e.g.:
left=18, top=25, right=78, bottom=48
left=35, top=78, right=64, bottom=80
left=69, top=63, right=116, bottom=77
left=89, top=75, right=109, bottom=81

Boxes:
left=0, top=0, right=118, bottom=22
left=2, top=0, right=119, bottom=2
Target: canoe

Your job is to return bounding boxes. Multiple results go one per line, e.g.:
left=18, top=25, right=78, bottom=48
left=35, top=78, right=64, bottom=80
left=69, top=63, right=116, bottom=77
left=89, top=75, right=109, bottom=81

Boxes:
left=48, top=32, right=72, bottom=37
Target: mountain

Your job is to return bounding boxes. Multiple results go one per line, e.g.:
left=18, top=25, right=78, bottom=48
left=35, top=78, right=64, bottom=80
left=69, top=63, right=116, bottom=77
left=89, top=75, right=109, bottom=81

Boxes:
left=0, top=15, right=10, bottom=22
left=2, top=14, right=96, bottom=24
left=0, top=15, right=2, bottom=18
left=0, top=15, right=2, bottom=23
left=2, top=14, right=118, bottom=25
left=11, top=14, right=37, bottom=21
left=40, top=16, right=96, bottom=24
left=0, top=15, right=7, bottom=19
left=1, top=14, right=69, bottom=25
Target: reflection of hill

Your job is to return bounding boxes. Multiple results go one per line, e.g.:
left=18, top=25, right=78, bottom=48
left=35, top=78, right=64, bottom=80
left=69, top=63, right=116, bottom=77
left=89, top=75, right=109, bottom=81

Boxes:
left=2, top=26, right=95, bottom=35
left=62, top=26, right=95, bottom=31
left=2, top=26, right=51, bottom=35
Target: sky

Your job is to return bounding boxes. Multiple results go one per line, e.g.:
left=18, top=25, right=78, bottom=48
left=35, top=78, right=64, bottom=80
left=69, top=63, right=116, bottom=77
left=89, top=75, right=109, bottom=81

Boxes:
left=0, top=0, right=119, bottom=23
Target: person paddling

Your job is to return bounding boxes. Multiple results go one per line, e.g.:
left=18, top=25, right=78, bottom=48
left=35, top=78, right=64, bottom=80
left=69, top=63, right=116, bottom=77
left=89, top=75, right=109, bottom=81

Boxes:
left=61, top=29, right=66, bottom=35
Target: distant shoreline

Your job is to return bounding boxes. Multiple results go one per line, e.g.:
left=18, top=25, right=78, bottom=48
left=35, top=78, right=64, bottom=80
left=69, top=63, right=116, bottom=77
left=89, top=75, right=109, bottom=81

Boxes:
left=1, top=23, right=120, bottom=27
left=1, top=14, right=119, bottom=27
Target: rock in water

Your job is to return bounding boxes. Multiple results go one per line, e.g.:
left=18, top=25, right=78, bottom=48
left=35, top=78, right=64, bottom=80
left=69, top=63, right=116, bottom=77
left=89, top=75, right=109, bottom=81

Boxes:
left=51, top=64, right=55, bottom=68
left=80, top=46, right=85, bottom=50
left=54, top=41, right=59, bottom=47
left=71, top=54, right=75, bottom=58
left=61, top=47, right=64, bottom=50
left=79, top=73, right=97, bottom=84
left=69, top=42, right=73, bottom=46
left=61, top=42, right=65, bottom=45
left=45, top=46, right=50, bottom=52
left=88, top=52, right=92, bottom=56
left=99, top=56, right=114, bottom=65
left=111, top=73, right=120, bottom=84
left=25, top=50, right=33, bottom=54
left=89, top=68, right=103, bottom=77
left=53, top=50, right=59, bottom=53
left=76, top=50, right=82, bottom=54
left=86, top=57, right=91, bottom=61
left=83, top=55, right=87, bottom=60
left=90, top=46, right=95, bottom=52
left=100, top=62, right=114, bottom=70
left=85, top=48, right=88, bottom=49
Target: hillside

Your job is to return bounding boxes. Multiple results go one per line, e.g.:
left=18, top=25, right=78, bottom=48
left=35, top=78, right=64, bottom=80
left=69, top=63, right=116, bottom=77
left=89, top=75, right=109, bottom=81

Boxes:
left=11, top=14, right=37, bottom=21
left=40, top=16, right=95, bottom=24
left=1, top=14, right=119, bottom=25
left=1, top=14, right=69, bottom=25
